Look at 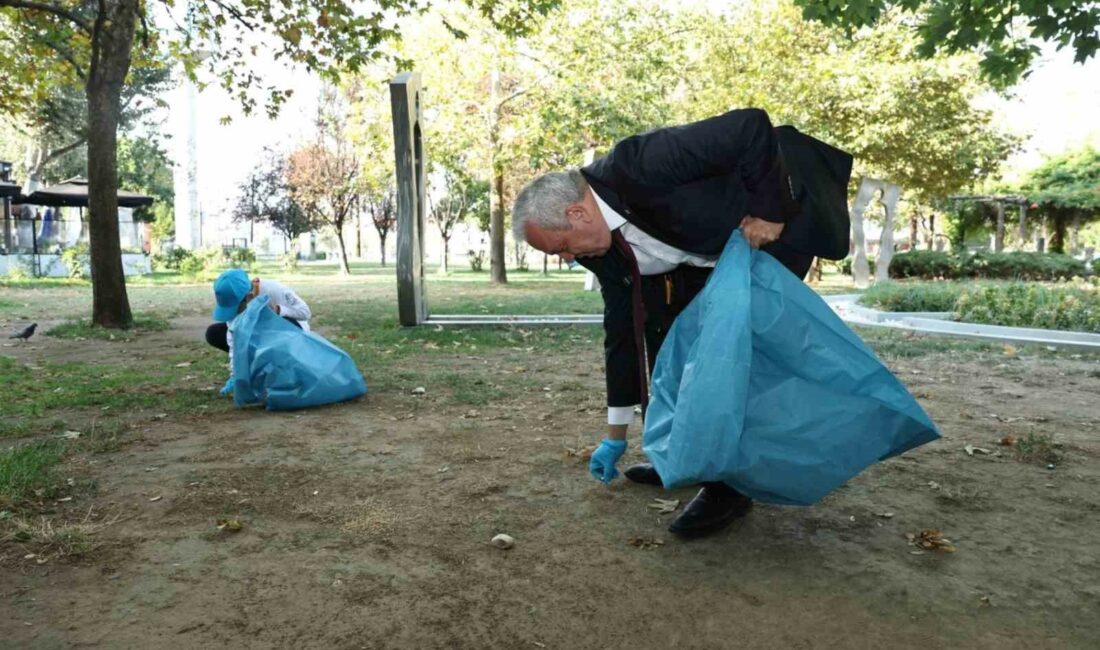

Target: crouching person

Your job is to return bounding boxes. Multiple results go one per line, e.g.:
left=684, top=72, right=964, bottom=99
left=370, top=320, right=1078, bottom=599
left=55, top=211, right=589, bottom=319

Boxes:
left=205, top=269, right=312, bottom=395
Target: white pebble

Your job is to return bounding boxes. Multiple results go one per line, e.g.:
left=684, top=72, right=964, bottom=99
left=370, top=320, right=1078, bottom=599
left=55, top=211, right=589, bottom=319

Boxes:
left=491, top=534, right=515, bottom=550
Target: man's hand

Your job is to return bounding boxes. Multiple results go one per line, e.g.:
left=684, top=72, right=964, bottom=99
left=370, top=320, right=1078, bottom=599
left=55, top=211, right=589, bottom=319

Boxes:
left=589, top=439, right=627, bottom=484
left=740, top=216, right=784, bottom=249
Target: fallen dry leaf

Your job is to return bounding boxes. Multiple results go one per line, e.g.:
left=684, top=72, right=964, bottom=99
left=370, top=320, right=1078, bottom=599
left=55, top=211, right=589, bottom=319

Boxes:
left=627, top=536, right=665, bottom=550
left=148, top=495, right=162, bottom=502
left=998, top=435, right=1016, bottom=446
left=1003, top=344, right=1017, bottom=356
left=964, top=444, right=991, bottom=456
left=646, top=498, right=680, bottom=514
left=562, top=445, right=598, bottom=461
left=908, top=528, right=956, bottom=553
left=174, top=362, right=192, bottom=368
left=216, top=518, right=243, bottom=532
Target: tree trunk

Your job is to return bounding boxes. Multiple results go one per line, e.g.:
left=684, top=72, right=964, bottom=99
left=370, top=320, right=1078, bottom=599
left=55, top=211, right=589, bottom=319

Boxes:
left=849, top=178, right=875, bottom=289
left=807, top=257, right=822, bottom=284
left=489, top=172, right=507, bottom=284
left=488, top=66, right=507, bottom=285
left=23, top=139, right=46, bottom=194
left=876, top=183, right=899, bottom=282
left=909, top=212, right=918, bottom=252
left=994, top=202, right=1005, bottom=252
left=355, top=211, right=362, bottom=258
left=86, top=0, right=138, bottom=328
left=543, top=253, right=548, bottom=275
left=378, top=232, right=387, bottom=266
left=1070, top=214, right=1081, bottom=255
left=1050, top=214, right=1067, bottom=254
left=927, top=213, right=936, bottom=250
left=440, top=236, right=450, bottom=274
left=1018, top=203, right=1027, bottom=247
left=334, top=227, right=351, bottom=275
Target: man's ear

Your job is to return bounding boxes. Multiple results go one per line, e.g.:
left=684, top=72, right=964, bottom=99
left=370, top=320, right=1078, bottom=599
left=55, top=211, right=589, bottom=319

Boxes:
left=564, top=202, right=590, bottom=225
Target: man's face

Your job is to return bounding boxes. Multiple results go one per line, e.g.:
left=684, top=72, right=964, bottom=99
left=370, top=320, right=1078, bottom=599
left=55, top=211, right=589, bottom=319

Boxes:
left=523, top=193, right=612, bottom=262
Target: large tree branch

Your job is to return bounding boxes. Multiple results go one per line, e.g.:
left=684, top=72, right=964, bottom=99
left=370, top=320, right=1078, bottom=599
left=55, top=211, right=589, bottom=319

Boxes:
left=0, top=0, right=91, bottom=32
left=137, top=1, right=148, bottom=48
left=29, top=30, right=87, bottom=80
left=211, top=0, right=255, bottom=31
left=44, top=137, right=87, bottom=164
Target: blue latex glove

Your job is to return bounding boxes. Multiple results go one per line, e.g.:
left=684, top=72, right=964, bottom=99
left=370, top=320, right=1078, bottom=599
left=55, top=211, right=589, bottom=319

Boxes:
left=589, top=439, right=627, bottom=484
left=219, top=377, right=234, bottom=397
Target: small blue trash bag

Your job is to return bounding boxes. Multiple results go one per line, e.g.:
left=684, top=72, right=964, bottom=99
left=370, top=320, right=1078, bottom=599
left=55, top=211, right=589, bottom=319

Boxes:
left=643, top=232, right=939, bottom=505
left=229, top=295, right=367, bottom=411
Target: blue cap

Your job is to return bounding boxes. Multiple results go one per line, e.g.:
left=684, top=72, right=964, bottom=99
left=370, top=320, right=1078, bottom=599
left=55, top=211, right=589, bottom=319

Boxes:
left=212, top=269, right=251, bottom=321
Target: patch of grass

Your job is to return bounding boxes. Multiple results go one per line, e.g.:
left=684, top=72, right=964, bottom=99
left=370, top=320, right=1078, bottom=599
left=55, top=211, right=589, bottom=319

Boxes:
left=858, top=281, right=964, bottom=313
left=1, top=512, right=113, bottom=560
left=955, top=282, right=1100, bottom=333
left=0, top=440, right=64, bottom=506
left=0, top=419, right=32, bottom=439
left=0, top=354, right=232, bottom=426
left=0, top=277, right=87, bottom=289
left=451, top=379, right=509, bottom=406
left=0, top=418, right=69, bottom=440
left=81, top=417, right=135, bottom=455
left=1014, top=432, right=1061, bottom=465
left=855, top=327, right=998, bottom=359
left=47, top=314, right=171, bottom=340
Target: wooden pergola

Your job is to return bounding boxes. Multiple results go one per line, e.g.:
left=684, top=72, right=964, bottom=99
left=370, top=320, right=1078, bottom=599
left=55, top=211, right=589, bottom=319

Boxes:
left=949, top=194, right=1031, bottom=252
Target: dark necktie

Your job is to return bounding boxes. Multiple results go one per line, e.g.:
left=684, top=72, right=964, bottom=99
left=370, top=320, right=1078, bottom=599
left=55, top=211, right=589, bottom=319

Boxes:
left=611, top=229, right=649, bottom=417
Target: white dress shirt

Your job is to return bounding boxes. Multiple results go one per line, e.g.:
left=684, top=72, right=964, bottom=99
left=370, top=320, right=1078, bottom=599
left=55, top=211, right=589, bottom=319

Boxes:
left=591, top=192, right=717, bottom=426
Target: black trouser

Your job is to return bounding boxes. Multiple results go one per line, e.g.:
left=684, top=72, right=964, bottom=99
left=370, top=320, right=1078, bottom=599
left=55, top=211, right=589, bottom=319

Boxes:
left=640, top=265, right=713, bottom=375
left=204, top=318, right=301, bottom=353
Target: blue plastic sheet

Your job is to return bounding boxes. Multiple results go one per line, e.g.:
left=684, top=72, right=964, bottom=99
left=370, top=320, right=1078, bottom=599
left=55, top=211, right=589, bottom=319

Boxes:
left=229, top=295, right=367, bottom=411
left=643, top=232, right=939, bottom=505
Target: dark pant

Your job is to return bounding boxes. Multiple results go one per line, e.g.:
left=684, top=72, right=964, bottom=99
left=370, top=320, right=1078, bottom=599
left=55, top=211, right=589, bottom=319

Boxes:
left=205, top=318, right=301, bottom=353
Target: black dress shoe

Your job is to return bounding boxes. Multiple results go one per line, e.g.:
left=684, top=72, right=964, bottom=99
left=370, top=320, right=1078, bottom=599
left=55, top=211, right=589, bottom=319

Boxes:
left=668, top=483, right=753, bottom=539
left=624, top=463, right=663, bottom=487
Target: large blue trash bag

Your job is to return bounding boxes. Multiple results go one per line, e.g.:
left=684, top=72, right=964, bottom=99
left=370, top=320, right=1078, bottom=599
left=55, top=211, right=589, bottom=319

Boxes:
left=229, top=295, right=367, bottom=411
left=643, top=232, right=938, bottom=505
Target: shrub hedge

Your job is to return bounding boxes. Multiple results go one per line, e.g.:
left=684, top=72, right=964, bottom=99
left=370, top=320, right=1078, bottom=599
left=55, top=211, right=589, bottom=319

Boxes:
left=886, top=251, right=1087, bottom=281
left=857, top=279, right=1100, bottom=333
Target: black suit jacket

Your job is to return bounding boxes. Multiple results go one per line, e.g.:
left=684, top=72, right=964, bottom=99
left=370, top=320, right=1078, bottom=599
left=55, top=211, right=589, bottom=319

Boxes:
left=577, top=108, right=854, bottom=409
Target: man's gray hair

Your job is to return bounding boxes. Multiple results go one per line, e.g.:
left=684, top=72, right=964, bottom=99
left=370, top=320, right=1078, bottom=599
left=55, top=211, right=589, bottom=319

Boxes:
left=511, top=170, right=587, bottom=243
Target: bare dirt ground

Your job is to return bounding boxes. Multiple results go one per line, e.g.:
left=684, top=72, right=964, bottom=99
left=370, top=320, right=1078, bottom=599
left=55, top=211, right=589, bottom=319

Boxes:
left=3, top=299, right=1100, bottom=649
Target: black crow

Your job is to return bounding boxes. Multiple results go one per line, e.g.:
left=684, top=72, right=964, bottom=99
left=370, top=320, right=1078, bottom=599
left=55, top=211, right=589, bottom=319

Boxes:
left=9, top=323, right=37, bottom=341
